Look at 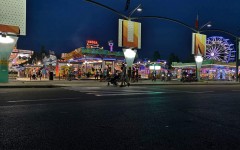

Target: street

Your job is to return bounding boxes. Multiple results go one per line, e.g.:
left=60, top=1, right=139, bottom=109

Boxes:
left=1, top=85, right=240, bottom=149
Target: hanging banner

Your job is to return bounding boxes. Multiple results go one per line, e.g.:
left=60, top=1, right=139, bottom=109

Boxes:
left=0, top=35, right=18, bottom=82
left=0, top=0, right=26, bottom=35
left=239, top=41, right=240, bottom=60
left=192, top=33, right=206, bottom=56
left=118, top=19, right=141, bottom=49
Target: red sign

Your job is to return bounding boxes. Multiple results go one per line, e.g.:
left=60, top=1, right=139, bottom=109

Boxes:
left=87, top=40, right=98, bottom=45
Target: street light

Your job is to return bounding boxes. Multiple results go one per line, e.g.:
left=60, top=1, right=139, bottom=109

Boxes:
left=0, top=33, right=15, bottom=44
left=123, top=48, right=137, bottom=68
left=195, top=54, right=203, bottom=81
left=137, top=7, right=142, bottom=12
left=0, top=32, right=19, bottom=83
left=193, top=21, right=211, bottom=82
left=85, top=0, right=142, bottom=20
left=198, top=21, right=212, bottom=31
left=128, top=4, right=142, bottom=19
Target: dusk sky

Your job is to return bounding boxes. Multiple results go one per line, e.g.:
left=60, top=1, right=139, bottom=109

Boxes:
left=17, top=0, right=240, bottom=61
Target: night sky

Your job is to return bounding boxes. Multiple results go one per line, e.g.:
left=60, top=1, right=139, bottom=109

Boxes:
left=17, top=0, right=240, bottom=61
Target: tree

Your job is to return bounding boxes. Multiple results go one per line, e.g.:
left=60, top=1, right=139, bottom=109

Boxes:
left=183, top=54, right=195, bottom=63
left=168, top=53, right=180, bottom=69
left=152, top=51, right=161, bottom=61
left=40, top=45, right=47, bottom=59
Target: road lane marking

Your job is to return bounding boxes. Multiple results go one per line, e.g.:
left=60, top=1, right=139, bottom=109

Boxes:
left=94, top=92, right=165, bottom=96
left=184, top=91, right=214, bottom=94
left=62, top=87, right=215, bottom=96
left=8, top=97, right=81, bottom=103
left=167, top=90, right=214, bottom=94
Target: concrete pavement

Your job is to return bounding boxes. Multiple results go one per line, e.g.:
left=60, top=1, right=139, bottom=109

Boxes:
left=0, top=77, right=239, bottom=88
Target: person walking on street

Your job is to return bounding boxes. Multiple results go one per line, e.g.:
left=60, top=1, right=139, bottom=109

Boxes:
left=127, top=67, right=131, bottom=83
left=152, top=70, right=157, bottom=82
left=135, top=68, right=139, bottom=82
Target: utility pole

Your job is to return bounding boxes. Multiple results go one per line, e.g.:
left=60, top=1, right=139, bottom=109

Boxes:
left=125, top=0, right=131, bottom=11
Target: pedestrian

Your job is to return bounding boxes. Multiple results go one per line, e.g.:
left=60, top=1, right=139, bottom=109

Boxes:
left=135, top=68, right=139, bottom=82
left=29, top=69, right=32, bottom=80
left=39, top=69, right=42, bottom=81
left=99, top=69, right=103, bottom=82
left=238, top=73, right=240, bottom=82
left=95, top=69, right=99, bottom=80
left=127, top=67, right=131, bottom=82
left=120, top=64, right=127, bottom=86
left=103, top=69, right=107, bottom=80
left=152, top=70, right=156, bottom=82
left=42, top=68, right=46, bottom=79
left=131, top=68, right=135, bottom=82
left=78, top=69, right=82, bottom=80
left=32, top=68, right=37, bottom=80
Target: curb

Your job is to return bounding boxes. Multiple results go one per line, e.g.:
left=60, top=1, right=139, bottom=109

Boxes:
left=0, top=81, right=239, bottom=88
left=0, top=85, right=60, bottom=88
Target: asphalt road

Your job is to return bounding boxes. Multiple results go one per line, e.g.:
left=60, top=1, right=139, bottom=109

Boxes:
left=1, top=85, right=240, bottom=150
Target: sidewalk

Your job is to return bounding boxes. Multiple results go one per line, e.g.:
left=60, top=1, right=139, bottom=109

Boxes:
left=0, top=78, right=239, bottom=88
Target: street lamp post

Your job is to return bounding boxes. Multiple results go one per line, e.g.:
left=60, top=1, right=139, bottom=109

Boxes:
left=195, top=54, right=203, bottom=81
left=0, top=24, right=20, bottom=83
left=193, top=21, right=211, bottom=81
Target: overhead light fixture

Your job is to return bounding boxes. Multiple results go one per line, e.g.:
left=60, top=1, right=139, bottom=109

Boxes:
left=0, top=36, right=14, bottom=43
left=137, top=7, right=142, bottom=12
left=207, top=24, right=212, bottom=28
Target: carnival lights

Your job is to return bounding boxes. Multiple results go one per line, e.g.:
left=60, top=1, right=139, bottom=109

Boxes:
left=205, top=36, right=235, bottom=62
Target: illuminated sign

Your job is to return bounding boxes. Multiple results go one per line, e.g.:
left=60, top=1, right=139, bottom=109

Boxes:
left=86, top=40, right=99, bottom=49
left=87, top=40, right=99, bottom=45
left=118, top=19, right=141, bottom=49
left=192, top=33, right=206, bottom=56
left=149, top=65, right=161, bottom=70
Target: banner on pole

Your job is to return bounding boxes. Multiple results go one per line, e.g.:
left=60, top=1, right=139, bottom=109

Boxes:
left=118, top=19, right=141, bottom=49
left=192, top=33, right=206, bottom=56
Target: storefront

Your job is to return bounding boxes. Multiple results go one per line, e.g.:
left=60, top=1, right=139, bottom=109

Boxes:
left=172, top=60, right=238, bottom=81
left=59, top=48, right=125, bottom=78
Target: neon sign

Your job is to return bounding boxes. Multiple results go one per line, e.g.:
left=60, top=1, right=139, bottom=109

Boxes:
left=87, top=40, right=99, bottom=45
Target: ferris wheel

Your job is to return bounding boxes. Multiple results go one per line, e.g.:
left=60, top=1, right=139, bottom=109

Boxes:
left=205, top=36, right=236, bottom=63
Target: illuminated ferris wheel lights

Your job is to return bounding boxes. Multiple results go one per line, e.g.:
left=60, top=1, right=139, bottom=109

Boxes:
left=205, top=36, right=236, bottom=62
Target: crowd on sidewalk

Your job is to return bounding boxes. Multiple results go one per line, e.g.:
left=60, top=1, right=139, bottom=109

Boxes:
left=18, top=67, right=49, bottom=81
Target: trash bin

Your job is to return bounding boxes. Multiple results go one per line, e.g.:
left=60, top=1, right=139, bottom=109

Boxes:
left=49, top=72, right=54, bottom=80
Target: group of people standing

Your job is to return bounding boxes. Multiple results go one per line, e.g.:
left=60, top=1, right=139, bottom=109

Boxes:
left=26, top=67, right=47, bottom=80
left=119, top=64, right=139, bottom=86
left=94, top=68, right=110, bottom=81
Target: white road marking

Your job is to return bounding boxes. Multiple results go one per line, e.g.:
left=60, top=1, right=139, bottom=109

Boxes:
left=8, top=97, right=81, bottom=103
left=94, top=92, right=165, bottom=97
left=184, top=91, right=214, bottom=94
left=62, top=87, right=215, bottom=97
